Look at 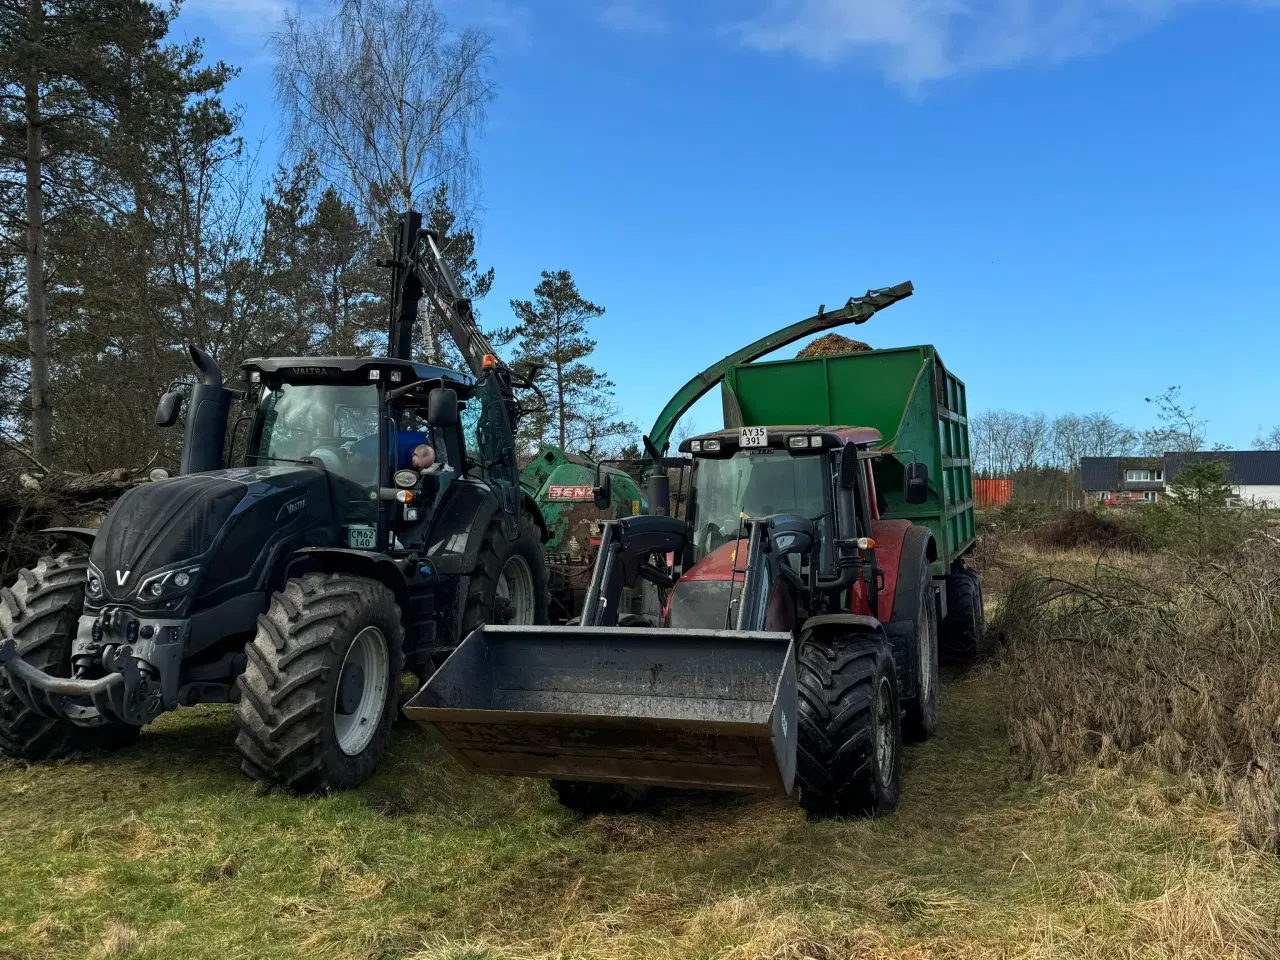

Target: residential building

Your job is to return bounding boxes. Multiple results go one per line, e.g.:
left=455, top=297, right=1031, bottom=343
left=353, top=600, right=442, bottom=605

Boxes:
left=1165, top=451, right=1280, bottom=508
left=1079, top=457, right=1166, bottom=503
left=1080, top=451, right=1280, bottom=507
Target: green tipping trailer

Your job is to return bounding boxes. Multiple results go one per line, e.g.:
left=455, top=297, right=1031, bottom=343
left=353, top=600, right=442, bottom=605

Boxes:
left=721, top=344, right=975, bottom=575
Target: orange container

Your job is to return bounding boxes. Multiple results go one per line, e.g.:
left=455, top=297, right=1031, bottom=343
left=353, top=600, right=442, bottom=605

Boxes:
left=974, top=478, right=1012, bottom=508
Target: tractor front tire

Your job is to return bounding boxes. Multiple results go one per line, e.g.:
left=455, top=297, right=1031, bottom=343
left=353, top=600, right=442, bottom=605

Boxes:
left=460, top=511, right=549, bottom=636
left=0, top=554, right=139, bottom=760
left=235, top=573, right=404, bottom=793
left=902, top=561, right=939, bottom=743
left=940, top=566, right=986, bottom=664
left=796, top=635, right=902, bottom=818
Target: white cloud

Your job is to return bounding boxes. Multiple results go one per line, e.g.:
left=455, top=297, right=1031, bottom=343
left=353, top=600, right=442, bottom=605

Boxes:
left=180, top=0, right=291, bottom=35
left=596, top=0, right=669, bottom=33
left=441, top=0, right=535, bottom=45
left=737, top=0, right=1199, bottom=83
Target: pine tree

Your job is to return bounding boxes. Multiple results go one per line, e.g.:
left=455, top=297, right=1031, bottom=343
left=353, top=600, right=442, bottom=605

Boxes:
left=506, top=270, right=633, bottom=454
left=0, top=0, right=233, bottom=464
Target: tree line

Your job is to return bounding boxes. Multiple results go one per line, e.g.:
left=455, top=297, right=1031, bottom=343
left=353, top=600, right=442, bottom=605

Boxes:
left=0, top=0, right=631, bottom=478
left=970, top=387, right=1254, bottom=477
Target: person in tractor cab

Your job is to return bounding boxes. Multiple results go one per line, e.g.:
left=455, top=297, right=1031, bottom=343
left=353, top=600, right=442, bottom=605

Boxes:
left=347, top=428, right=434, bottom=474
left=411, top=443, right=435, bottom=470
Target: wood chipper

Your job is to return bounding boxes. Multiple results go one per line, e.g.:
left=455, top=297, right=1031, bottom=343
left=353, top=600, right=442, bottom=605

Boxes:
left=405, top=283, right=985, bottom=816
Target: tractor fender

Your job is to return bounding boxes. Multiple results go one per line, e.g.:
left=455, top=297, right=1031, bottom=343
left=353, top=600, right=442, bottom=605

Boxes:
left=41, top=526, right=98, bottom=547
left=888, top=523, right=938, bottom=624
left=284, top=547, right=410, bottom=610
left=423, top=478, right=501, bottom=576
left=848, top=520, right=935, bottom=701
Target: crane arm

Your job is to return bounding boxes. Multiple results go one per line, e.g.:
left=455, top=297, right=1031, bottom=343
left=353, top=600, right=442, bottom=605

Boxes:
left=385, top=210, right=497, bottom=378
left=644, top=281, right=914, bottom=456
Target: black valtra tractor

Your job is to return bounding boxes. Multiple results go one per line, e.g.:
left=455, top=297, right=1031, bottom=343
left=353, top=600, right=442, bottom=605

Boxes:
left=0, top=212, right=549, bottom=792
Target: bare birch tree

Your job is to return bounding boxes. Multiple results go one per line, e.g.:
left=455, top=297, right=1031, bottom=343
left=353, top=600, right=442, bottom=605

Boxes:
left=272, top=0, right=494, bottom=238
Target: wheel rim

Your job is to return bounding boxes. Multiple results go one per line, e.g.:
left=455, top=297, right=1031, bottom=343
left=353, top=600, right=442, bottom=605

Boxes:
left=918, top=590, right=937, bottom=706
left=874, top=676, right=895, bottom=783
left=496, top=554, right=535, bottom=624
left=333, top=626, right=389, bottom=757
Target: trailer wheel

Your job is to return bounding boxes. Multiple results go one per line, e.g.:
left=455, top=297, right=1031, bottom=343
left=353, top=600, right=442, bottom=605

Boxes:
left=902, top=560, right=939, bottom=743
left=940, top=565, right=986, bottom=663
left=235, top=573, right=404, bottom=793
left=0, top=554, right=139, bottom=760
left=460, top=512, right=549, bottom=637
left=796, top=635, right=901, bottom=818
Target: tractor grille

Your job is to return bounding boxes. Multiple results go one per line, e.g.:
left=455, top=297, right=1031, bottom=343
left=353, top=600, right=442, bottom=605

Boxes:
left=91, top=477, right=246, bottom=601
left=666, top=579, right=736, bottom=631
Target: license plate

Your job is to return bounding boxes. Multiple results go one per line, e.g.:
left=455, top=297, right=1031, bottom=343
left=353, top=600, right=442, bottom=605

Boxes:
left=347, top=525, right=376, bottom=549
left=739, top=426, right=768, bottom=448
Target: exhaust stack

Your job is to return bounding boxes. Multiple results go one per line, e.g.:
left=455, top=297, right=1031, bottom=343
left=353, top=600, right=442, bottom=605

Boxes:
left=180, top=345, right=232, bottom=475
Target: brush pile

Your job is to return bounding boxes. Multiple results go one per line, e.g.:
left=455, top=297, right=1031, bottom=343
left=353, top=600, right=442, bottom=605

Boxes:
left=992, top=534, right=1280, bottom=851
left=0, top=453, right=138, bottom=580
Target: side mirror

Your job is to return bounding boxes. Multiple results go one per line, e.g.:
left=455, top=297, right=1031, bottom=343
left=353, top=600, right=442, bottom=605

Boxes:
left=155, top=391, right=182, bottom=428
left=593, top=473, right=613, bottom=511
left=427, top=387, right=458, bottom=428
left=838, top=443, right=860, bottom=489
left=905, top=462, right=930, bottom=505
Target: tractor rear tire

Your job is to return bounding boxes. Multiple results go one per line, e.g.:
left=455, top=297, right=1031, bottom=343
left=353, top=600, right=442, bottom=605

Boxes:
left=940, top=566, right=986, bottom=664
left=460, top=511, right=549, bottom=638
left=796, top=635, right=902, bottom=818
left=902, top=561, right=939, bottom=743
left=550, top=779, right=653, bottom=815
left=0, top=554, right=139, bottom=760
left=235, top=573, right=404, bottom=793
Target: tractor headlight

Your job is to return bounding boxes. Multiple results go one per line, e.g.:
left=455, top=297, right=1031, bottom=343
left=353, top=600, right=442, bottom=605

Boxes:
left=136, top=566, right=200, bottom=603
left=86, top=573, right=103, bottom=598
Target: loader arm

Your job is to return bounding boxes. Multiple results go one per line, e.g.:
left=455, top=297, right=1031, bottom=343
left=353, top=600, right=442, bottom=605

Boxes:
left=384, top=210, right=498, bottom=377
left=645, top=282, right=914, bottom=455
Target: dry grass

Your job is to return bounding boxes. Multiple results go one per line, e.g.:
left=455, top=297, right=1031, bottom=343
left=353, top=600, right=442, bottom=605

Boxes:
left=990, top=531, right=1280, bottom=853
left=4, top=524, right=1280, bottom=958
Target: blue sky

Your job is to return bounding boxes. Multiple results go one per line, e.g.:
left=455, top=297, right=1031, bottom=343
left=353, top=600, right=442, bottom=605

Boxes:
left=174, top=0, right=1280, bottom=447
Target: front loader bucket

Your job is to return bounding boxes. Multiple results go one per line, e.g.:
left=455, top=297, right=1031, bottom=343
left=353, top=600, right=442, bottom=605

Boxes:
left=404, top=625, right=796, bottom=794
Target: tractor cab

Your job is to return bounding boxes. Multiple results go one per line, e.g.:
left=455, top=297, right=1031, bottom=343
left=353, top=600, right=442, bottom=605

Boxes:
left=235, top=355, right=499, bottom=557
left=666, top=426, right=883, bottom=631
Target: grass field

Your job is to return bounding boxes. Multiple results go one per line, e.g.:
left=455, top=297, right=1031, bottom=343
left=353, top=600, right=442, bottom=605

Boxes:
left=4, top=654, right=1279, bottom=960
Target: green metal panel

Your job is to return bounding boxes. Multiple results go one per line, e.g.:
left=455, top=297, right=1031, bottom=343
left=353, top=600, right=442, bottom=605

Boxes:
left=722, top=345, right=974, bottom=573
left=520, top=446, right=645, bottom=550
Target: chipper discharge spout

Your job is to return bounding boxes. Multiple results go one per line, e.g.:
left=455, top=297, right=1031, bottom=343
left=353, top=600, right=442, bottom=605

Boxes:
left=404, top=515, right=798, bottom=793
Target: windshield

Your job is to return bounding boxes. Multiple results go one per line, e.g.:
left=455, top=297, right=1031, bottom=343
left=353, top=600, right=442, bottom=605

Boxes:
left=248, top=384, right=381, bottom=488
left=689, top=450, right=828, bottom=561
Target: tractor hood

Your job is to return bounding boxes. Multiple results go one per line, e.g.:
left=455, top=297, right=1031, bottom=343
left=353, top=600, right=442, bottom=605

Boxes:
left=89, top=465, right=330, bottom=611
left=665, top=541, right=738, bottom=631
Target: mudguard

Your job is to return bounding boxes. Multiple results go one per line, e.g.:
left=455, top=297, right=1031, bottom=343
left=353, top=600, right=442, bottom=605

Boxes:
left=424, top=478, right=501, bottom=575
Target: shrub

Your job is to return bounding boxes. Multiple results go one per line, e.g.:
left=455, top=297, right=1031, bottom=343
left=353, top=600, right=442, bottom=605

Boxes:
left=1030, top=507, right=1147, bottom=553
